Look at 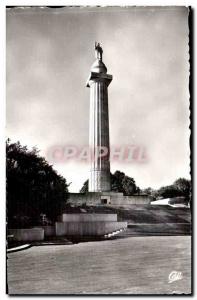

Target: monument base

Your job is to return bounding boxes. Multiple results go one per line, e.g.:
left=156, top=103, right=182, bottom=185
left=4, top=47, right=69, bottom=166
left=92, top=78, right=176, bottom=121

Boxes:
left=56, top=213, right=127, bottom=236
left=8, top=213, right=127, bottom=241
left=56, top=221, right=127, bottom=236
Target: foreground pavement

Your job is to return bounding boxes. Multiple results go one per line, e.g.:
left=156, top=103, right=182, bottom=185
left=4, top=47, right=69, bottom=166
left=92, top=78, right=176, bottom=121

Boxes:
left=7, top=236, right=191, bottom=295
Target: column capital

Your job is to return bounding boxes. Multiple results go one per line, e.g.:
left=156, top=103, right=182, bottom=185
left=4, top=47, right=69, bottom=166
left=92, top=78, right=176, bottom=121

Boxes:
left=86, top=72, right=113, bottom=88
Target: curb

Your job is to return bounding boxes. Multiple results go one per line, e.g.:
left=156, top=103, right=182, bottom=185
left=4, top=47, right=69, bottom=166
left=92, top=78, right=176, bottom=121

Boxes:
left=7, top=244, right=32, bottom=253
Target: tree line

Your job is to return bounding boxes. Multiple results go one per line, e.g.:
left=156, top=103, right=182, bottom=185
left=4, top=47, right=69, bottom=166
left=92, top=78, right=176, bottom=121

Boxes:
left=80, top=171, right=191, bottom=205
left=7, top=140, right=191, bottom=228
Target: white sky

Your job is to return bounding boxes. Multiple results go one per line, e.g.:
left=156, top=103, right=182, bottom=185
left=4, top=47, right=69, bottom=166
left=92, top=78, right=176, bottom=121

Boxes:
left=6, top=6, right=190, bottom=192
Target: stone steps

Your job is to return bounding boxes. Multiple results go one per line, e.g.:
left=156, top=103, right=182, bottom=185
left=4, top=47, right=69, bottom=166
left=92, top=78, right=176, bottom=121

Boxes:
left=109, top=223, right=191, bottom=239
left=107, top=205, right=191, bottom=225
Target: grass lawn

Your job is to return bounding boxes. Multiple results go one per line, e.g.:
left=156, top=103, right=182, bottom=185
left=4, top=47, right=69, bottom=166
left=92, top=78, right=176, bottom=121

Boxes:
left=7, top=236, right=191, bottom=295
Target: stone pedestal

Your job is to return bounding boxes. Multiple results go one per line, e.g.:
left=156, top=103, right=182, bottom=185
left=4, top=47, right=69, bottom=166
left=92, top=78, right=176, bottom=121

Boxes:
left=55, top=213, right=127, bottom=236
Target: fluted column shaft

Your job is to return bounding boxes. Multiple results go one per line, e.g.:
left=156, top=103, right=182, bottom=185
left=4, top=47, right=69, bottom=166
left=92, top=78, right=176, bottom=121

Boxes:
left=89, top=79, right=111, bottom=192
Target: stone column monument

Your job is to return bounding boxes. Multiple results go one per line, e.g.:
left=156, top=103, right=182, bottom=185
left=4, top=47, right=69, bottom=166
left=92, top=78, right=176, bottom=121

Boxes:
left=86, top=43, right=112, bottom=192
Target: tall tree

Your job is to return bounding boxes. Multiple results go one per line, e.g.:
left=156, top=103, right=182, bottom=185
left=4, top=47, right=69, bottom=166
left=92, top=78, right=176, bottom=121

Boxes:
left=155, top=185, right=182, bottom=199
left=6, top=139, right=69, bottom=228
left=80, top=180, right=88, bottom=193
left=173, top=178, right=191, bottom=198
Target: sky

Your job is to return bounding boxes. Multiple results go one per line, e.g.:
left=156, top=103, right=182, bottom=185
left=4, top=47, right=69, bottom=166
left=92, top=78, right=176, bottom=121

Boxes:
left=6, top=6, right=190, bottom=192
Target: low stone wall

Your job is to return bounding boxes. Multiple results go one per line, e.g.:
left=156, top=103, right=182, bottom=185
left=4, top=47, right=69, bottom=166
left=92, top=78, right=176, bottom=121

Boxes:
left=55, top=221, right=127, bottom=236
left=8, top=228, right=44, bottom=242
left=110, top=195, right=151, bottom=205
left=60, top=213, right=117, bottom=222
left=68, top=192, right=150, bottom=206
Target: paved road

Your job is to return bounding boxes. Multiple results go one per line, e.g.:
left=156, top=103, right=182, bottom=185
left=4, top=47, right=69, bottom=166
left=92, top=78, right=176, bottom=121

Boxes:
left=7, top=236, right=191, bottom=295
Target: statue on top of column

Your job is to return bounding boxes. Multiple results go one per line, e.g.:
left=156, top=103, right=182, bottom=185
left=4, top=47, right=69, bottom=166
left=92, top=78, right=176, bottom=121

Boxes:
left=95, top=42, right=103, bottom=61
